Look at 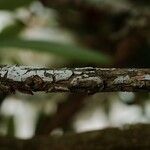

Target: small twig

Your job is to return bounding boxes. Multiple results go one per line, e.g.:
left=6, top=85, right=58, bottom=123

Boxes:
left=0, top=66, right=150, bottom=94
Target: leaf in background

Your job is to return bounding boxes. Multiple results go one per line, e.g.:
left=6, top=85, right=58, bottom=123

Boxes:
left=0, top=20, right=25, bottom=38
left=0, top=0, right=35, bottom=10
left=0, top=38, right=112, bottom=64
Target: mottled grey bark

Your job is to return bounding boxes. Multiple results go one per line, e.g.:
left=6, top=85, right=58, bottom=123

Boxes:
left=0, top=66, right=150, bottom=94
left=0, top=124, right=150, bottom=150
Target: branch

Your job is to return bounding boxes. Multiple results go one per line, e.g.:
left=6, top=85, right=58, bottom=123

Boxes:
left=0, top=66, right=150, bottom=94
left=35, top=94, right=86, bottom=135
left=0, top=124, right=150, bottom=149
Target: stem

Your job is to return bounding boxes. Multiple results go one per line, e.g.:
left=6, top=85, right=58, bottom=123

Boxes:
left=0, top=66, right=150, bottom=94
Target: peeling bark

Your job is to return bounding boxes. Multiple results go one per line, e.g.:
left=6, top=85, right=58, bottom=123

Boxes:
left=0, top=66, right=150, bottom=94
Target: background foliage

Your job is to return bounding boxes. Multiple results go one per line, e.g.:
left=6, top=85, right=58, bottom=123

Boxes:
left=0, top=0, right=149, bottom=139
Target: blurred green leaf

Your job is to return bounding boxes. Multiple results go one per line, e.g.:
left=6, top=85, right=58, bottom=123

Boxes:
left=0, top=21, right=25, bottom=38
left=0, top=0, right=35, bottom=10
left=0, top=38, right=112, bottom=64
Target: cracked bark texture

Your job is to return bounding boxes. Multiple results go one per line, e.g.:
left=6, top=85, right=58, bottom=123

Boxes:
left=0, top=124, right=150, bottom=150
left=0, top=66, right=150, bottom=94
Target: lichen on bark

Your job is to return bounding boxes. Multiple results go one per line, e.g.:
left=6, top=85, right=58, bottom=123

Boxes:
left=0, top=66, right=150, bottom=94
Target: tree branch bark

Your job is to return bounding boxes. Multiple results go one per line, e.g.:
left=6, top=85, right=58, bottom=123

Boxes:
left=0, top=124, right=150, bottom=150
left=0, top=66, right=150, bottom=94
